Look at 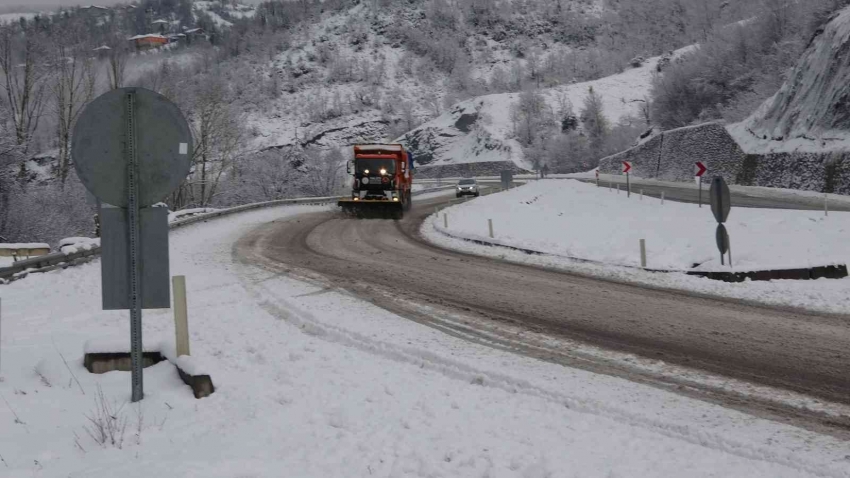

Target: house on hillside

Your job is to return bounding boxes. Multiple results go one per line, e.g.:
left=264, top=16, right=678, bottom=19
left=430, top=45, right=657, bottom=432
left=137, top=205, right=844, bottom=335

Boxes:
left=183, top=27, right=206, bottom=45
left=151, top=19, right=171, bottom=34
left=79, top=5, right=110, bottom=16
left=92, top=45, right=111, bottom=59
left=128, top=34, right=168, bottom=50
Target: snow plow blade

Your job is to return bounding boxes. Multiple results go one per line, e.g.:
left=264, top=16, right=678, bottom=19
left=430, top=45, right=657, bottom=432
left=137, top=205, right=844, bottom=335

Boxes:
left=338, top=199, right=404, bottom=219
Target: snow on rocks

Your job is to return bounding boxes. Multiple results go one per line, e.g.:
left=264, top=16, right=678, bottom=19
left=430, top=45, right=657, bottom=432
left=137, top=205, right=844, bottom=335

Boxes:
left=1, top=202, right=849, bottom=476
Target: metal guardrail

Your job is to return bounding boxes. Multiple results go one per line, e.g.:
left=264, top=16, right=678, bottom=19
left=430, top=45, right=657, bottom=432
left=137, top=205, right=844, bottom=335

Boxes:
left=0, top=185, right=455, bottom=284
left=0, top=196, right=343, bottom=284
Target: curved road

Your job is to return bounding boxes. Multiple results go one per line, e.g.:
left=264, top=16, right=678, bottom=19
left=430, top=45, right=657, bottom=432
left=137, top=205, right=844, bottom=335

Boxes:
left=234, top=191, right=850, bottom=432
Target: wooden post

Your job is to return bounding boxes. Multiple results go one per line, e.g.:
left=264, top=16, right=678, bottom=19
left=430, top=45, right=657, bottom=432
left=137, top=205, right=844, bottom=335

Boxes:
left=640, top=239, right=646, bottom=268
left=488, top=219, right=494, bottom=238
left=172, top=276, right=190, bottom=357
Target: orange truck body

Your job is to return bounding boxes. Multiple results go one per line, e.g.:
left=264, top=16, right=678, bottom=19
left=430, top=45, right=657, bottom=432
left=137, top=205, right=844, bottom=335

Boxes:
left=338, top=144, right=413, bottom=219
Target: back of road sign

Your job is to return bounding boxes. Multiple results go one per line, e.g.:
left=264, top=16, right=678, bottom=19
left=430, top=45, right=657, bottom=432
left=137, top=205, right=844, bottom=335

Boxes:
left=72, top=88, right=192, bottom=208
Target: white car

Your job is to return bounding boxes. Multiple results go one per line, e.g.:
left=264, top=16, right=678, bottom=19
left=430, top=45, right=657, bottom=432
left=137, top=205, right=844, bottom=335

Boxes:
left=456, top=178, right=479, bottom=198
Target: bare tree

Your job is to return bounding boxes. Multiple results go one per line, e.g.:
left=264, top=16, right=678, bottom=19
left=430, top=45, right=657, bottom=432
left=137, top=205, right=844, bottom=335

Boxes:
left=50, top=25, right=97, bottom=184
left=0, top=114, right=24, bottom=239
left=106, top=40, right=129, bottom=90
left=0, top=24, right=48, bottom=149
left=303, top=148, right=345, bottom=197
left=184, top=76, right=246, bottom=208
left=580, top=86, right=610, bottom=153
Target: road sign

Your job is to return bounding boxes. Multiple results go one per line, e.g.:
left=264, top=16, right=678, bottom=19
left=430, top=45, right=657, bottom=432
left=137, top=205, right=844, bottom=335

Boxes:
left=72, top=87, right=192, bottom=403
left=709, top=176, right=731, bottom=223
left=695, top=161, right=707, bottom=177
left=716, top=224, right=729, bottom=257
left=622, top=161, right=632, bottom=174
left=100, top=207, right=170, bottom=310
left=72, top=88, right=192, bottom=207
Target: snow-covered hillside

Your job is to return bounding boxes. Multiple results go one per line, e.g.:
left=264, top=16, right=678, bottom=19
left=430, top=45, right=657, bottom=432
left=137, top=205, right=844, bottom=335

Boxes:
left=243, top=0, right=659, bottom=156
left=398, top=48, right=693, bottom=172
left=729, top=6, right=850, bottom=154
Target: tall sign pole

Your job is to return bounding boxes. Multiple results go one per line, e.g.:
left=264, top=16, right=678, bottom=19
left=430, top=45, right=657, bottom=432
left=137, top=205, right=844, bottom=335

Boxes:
left=125, top=91, right=144, bottom=402
left=622, top=161, right=632, bottom=198
left=73, top=87, right=192, bottom=402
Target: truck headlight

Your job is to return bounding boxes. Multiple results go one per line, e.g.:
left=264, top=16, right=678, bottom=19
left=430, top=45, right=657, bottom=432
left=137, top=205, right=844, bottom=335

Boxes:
left=380, top=168, right=387, bottom=175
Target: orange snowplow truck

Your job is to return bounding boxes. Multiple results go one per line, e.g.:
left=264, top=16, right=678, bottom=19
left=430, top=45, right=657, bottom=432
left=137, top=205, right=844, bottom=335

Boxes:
left=338, top=144, right=413, bottom=219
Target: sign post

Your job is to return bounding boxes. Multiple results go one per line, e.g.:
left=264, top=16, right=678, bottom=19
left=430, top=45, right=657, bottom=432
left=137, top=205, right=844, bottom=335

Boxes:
left=622, top=161, right=632, bottom=198
left=72, top=87, right=192, bottom=402
left=709, top=176, right=732, bottom=267
left=695, top=161, right=707, bottom=207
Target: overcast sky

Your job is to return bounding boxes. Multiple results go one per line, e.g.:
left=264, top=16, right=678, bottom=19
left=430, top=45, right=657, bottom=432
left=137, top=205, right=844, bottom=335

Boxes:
left=0, top=0, right=260, bottom=12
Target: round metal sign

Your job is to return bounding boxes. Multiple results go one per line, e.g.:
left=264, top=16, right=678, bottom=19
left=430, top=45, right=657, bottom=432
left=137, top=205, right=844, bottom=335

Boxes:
left=709, top=176, right=731, bottom=223
left=715, top=223, right=729, bottom=255
left=72, top=87, right=192, bottom=207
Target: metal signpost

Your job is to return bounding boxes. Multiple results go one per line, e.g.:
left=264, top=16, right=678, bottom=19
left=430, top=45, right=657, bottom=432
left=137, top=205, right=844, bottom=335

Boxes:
left=72, top=87, right=192, bottom=402
left=695, top=161, right=707, bottom=207
left=709, top=176, right=732, bottom=267
left=622, top=161, right=632, bottom=198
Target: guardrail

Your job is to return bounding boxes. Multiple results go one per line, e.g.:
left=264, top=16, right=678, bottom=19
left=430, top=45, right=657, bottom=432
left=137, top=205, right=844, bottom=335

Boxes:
left=0, top=195, right=343, bottom=284
left=0, top=185, right=457, bottom=285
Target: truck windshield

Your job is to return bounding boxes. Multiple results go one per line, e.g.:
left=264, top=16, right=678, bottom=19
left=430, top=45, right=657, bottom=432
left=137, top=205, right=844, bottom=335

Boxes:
left=356, top=159, right=395, bottom=175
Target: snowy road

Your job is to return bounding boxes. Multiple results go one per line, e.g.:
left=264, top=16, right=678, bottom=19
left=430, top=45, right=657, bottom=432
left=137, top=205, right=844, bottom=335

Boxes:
left=235, top=191, right=850, bottom=433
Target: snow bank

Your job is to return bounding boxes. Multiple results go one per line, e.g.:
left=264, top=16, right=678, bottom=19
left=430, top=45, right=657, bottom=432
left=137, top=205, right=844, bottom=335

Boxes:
left=168, top=208, right=220, bottom=223
left=59, top=237, right=100, bottom=254
left=430, top=180, right=850, bottom=271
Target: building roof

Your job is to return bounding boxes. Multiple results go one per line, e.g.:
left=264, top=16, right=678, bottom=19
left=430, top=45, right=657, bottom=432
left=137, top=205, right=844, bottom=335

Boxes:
left=92, top=45, right=111, bottom=51
left=127, top=34, right=167, bottom=41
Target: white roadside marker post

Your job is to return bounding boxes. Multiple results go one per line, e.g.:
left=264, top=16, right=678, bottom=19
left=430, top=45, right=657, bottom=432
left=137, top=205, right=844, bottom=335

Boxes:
left=0, top=298, right=3, bottom=381
left=617, top=184, right=620, bottom=195
left=443, top=213, right=448, bottom=229
left=727, top=237, right=733, bottom=268
left=488, top=219, right=494, bottom=238
left=825, top=192, right=829, bottom=217
left=173, top=276, right=190, bottom=357
left=640, top=239, right=647, bottom=268
left=640, top=189, right=643, bottom=200
left=661, top=191, right=665, bottom=205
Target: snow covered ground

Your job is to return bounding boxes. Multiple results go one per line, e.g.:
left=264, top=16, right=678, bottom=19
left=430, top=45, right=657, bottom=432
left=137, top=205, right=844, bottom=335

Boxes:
left=424, top=180, right=850, bottom=314
left=2, top=203, right=850, bottom=477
